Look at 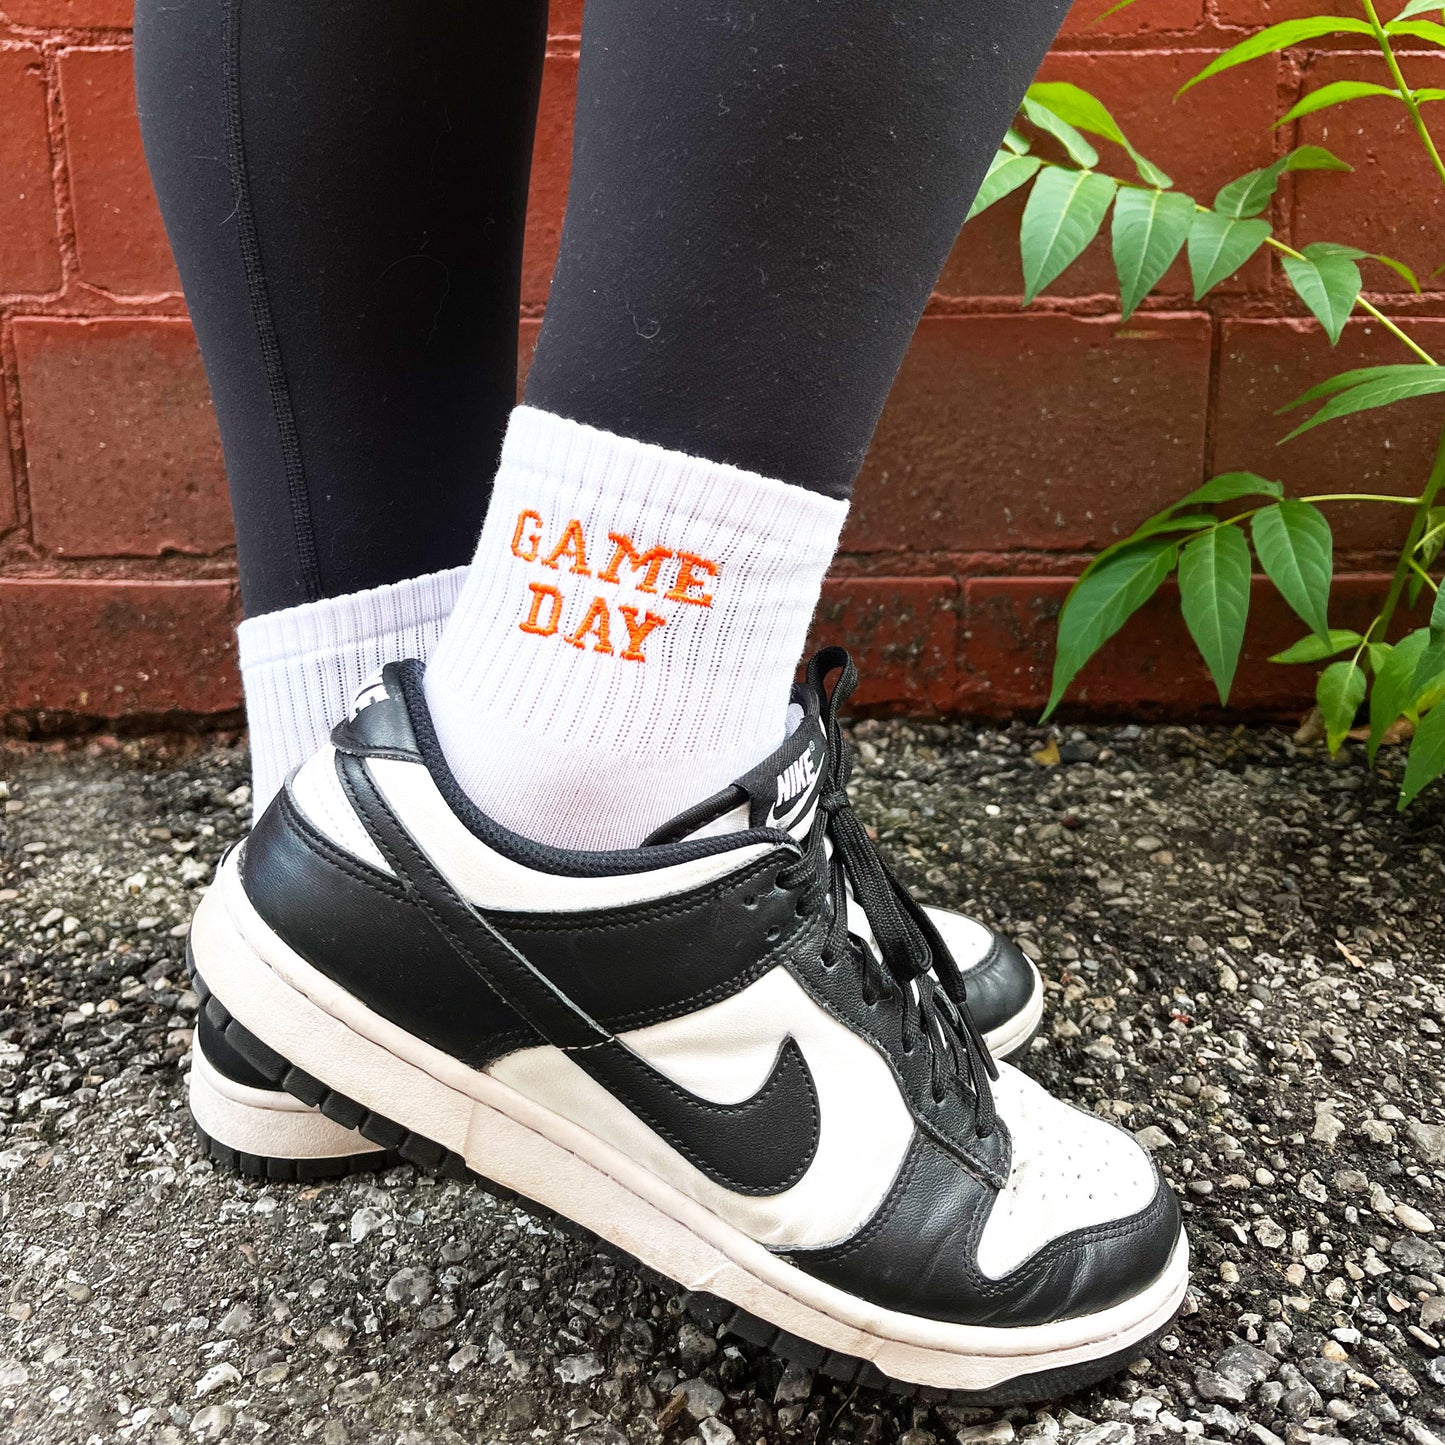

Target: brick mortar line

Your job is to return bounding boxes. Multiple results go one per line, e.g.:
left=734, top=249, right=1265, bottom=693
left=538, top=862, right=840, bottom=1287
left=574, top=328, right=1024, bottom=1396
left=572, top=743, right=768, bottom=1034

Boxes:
left=0, top=551, right=1409, bottom=583
left=37, top=39, right=82, bottom=289
left=12, top=294, right=1445, bottom=320
left=921, top=295, right=1445, bottom=317
left=0, top=316, right=28, bottom=546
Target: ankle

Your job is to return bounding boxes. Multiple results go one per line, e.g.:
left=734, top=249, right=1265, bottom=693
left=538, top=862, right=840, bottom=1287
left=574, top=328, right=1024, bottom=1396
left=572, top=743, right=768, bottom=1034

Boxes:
left=423, top=407, right=847, bottom=849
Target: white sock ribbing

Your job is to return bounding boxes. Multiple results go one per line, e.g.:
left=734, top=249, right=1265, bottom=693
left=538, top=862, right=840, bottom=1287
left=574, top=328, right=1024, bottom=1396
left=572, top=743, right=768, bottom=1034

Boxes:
left=238, top=567, right=467, bottom=815
left=424, top=406, right=848, bottom=850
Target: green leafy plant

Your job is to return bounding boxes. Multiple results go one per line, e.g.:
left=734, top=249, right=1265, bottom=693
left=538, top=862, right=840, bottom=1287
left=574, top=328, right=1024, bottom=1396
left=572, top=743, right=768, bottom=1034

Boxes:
left=969, top=0, right=1445, bottom=806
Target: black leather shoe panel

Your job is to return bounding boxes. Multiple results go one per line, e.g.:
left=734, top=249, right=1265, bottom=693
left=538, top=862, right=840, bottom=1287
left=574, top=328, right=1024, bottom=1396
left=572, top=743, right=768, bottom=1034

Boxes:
left=490, top=862, right=805, bottom=1034
left=240, top=773, right=807, bottom=1068
left=330, top=665, right=422, bottom=763
left=196, top=1010, right=277, bottom=1090
left=788, top=1131, right=1180, bottom=1328
left=959, top=934, right=1037, bottom=1038
left=240, top=790, right=535, bottom=1068
left=784, top=939, right=1012, bottom=1189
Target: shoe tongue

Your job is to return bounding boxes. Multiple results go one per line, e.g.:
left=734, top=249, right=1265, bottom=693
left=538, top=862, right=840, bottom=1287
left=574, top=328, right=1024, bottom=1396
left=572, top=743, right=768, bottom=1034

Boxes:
left=642, top=687, right=829, bottom=846
left=733, top=703, right=828, bottom=838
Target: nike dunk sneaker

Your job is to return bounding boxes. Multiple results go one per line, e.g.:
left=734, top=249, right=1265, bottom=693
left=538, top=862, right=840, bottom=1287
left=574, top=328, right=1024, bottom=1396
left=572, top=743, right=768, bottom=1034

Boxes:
left=186, top=649, right=1186, bottom=1401
left=190, top=909, right=1044, bottom=1176
left=189, top=688, right=1045, bottom=1178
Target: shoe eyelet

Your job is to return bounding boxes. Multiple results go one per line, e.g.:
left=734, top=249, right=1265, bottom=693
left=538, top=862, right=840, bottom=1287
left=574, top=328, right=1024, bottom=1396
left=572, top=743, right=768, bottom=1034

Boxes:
left=741, top=894, right=758, bottom=909
left=765, top=925, right=782, bottom=943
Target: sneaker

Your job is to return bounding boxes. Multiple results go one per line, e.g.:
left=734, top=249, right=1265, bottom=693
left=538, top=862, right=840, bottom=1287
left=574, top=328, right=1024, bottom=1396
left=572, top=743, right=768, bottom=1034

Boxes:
left=190, top=907, right=1044, bottom=1178
left=186, top=648, right=1186, bottom=1401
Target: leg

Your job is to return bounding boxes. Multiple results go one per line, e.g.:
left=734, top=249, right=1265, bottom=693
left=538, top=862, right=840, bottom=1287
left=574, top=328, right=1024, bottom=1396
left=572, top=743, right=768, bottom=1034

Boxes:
left=134, top=0, right=549, bottom=808
left=425, top=0, right=1073, bottom=849
left=182, top=8, right=1186, bottom=1394
left=527, top=0, right=1074, bottom=496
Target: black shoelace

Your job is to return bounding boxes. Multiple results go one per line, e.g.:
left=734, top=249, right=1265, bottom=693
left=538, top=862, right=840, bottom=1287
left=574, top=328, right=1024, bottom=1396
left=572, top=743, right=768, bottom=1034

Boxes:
left=777, top=648, right=998, bottom=1138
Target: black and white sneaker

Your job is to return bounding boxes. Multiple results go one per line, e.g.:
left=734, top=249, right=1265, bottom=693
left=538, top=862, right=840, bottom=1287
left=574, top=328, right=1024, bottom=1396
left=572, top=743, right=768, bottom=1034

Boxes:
left=189, top=696, right=1045, bottom=1178
left=190, top=914, right=1043, bottom=1177
left=186, top=649, right=1186, bottom=1401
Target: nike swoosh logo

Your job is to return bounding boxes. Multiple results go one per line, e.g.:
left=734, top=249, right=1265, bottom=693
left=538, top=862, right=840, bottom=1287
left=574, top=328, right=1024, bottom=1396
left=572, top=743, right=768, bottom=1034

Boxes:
left=764, top=791, right=815, bottom=833
left=338, top=755, right=822, bottom=1197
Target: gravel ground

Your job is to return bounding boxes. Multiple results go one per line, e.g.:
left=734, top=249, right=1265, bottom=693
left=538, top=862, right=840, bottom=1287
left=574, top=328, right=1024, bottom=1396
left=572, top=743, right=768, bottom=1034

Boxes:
left=1, top=720, right=1443, bottom=1445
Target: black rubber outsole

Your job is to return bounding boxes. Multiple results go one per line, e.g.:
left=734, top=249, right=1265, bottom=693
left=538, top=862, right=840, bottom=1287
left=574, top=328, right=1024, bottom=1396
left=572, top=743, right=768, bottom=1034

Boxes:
left=186, top=952, right=1177, bottom=1407
left=191, top=1117, right=404, bottom=1182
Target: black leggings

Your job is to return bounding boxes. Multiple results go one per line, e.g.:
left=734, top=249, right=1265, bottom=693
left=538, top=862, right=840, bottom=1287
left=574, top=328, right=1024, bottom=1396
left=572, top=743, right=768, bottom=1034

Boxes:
left=135, top=0, right=1071, bottom=618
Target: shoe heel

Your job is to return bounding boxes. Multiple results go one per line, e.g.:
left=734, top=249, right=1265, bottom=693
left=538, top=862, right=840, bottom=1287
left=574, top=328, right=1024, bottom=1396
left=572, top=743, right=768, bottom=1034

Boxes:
left=187, top=1024, right=395, bottom=1181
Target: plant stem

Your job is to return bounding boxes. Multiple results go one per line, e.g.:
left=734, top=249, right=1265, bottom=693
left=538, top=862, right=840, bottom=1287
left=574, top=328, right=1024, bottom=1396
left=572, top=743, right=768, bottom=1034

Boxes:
left=1302, top=492, right=1424, bottom=505
left=1369, top=413, right=1445, bottom=642
left=1215, top=494, right=1422, bottom=530
left=1410, top=558, right=1441, bottom=592
left=1362, top=0, right=1445, bottom=195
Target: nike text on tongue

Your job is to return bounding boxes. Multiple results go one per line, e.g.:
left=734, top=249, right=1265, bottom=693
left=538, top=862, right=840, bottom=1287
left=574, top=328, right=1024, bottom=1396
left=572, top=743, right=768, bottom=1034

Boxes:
left=775, top=749, right=818, bottom=809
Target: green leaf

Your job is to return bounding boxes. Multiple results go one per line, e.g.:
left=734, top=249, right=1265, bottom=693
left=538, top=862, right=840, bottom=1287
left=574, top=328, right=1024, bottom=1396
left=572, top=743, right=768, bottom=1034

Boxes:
left=1021, top=97, right=1099, bottom=168
left=1413, top=532, right=1444, bottom=601
left=1213, top=146, right=1351, bottom=220
left=1317, top=658, right=1367, bottom=754
left=1252, top=500, right=1334, bottom=640
left=1045, top=539, right=1178, bottom=720
left=1386, top=17, right=1445, bottom=42
left=1396, top=0, right=1445, bottom=19
left=1367, top=629, right=1432, bottom=760
left=967, top=153, right=1043, bottom=221
left=1280, top=366, right=1445, bottom=440
left=1414, top=87, right=1445, bottom=101
left=1417, top=505, right=1445, bottom=569
left=1003, top=129, right=1032, bottom=156
left=1171, top=471, right=1285, bottom=510
left=1270, top=628, right=1364, bottom=663
left=1188, top=212, right=1272, bottom=298
left=1282, top=243, right=1362, bottom=343
left=1069, top=515, right=1214, bottom=598
left=1276, top=80, right=1401, bottom=126
left=1411, top=633, right=1445, bottom=695
left=1401, top=701, right=1445, bottom=806
left=1178, top=524, right=1253, bottom=703
left=1429, top=584, right=1445, bottom=632
left=1026, top=81, right=1172, bottom=187
left=1111, top=188, right=1195, bottom=318
left=1020, top=167, right=1117, bottom=303
left=1279, top=361, right=1443, bottom=411
left=1180, top=18, right=1375, bottom=96
left=1368, top=252, right=1422, bottom=291
left=1409, top=585, right=1445, bottom=694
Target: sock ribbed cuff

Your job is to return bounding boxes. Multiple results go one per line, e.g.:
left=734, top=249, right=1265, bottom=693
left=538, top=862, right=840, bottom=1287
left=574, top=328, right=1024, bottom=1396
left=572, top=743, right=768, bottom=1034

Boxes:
left=425, top=406, right=848, bottom=849
left=238, top=566, right=467, bottom=815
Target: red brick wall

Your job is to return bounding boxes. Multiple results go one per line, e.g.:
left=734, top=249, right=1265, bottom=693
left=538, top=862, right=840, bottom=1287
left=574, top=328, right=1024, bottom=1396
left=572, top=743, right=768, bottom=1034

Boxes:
left=3, top=1, right=1442, bottom=724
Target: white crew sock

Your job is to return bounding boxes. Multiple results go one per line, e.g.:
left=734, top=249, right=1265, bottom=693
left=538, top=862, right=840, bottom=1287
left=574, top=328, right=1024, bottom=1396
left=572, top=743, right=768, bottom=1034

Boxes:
left=425, top=406, right=848, bottom=851
left=238, top=567, right=467, bottom=815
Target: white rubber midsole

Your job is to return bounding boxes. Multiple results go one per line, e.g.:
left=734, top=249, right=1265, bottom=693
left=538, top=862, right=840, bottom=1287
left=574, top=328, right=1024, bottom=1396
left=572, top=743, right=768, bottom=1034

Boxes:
left=189, top=1037, right=381, bottom=1160
left=197, top=951, right=1043, bottom=1160
left=981, top=964, right=1045, bottom=1063
left=190, top=860, right=1189, bottom=1392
